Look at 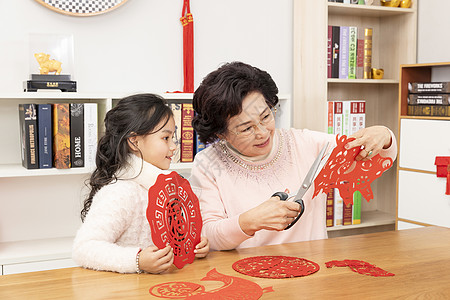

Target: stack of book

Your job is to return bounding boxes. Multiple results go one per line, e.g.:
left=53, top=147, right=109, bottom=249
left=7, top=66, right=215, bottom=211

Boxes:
left=169, top=102, right=207, bottom=164
left=18, top=103, right=98, bottom=170
left=328, top=0, right=366, bottom=3
left=326, top=100, right=366, bottom=227
left=328, top=25, right=373, bottom=79
left=407, top=82, right=450, bottom=117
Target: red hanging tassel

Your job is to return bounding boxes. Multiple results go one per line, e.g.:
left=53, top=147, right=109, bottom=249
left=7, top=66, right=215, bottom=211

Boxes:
left=180, top=0, right=194, bottom=93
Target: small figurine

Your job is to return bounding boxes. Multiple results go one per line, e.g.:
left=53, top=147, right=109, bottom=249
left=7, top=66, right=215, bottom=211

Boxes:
left=372, top=68, right=384, bottom=79
left=400, top=0, right=412, bottom=8
left=34, top=53, right=62, bottom=75
left=380, top=0, right=401, bottom=7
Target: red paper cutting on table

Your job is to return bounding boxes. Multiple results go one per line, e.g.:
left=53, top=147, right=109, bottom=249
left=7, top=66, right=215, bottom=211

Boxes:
left=313, top=135, right=393, bottom=205
left=149, top=268, right=274, bottom=299
left=232, top=256, right=320, bottom=279
left=147, top=171, right=202, bottom=269
left=325, top=259, right=395, bottom=277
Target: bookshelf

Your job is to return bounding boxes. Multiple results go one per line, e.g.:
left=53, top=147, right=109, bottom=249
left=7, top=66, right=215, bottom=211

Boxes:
left=293, top=1, right=417, bottom=236
left=0, top=92, right=291, bottom=275
left=396, top=62, right=450, bottom=230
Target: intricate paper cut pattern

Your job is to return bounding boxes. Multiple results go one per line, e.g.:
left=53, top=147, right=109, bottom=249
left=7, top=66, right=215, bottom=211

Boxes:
left=325, top=259, right=395, bottom=277
left=149, top=268, right=274, bottom=299
left=313, top=135, right=393, bottom=205
left=147, top=171, right=202, bottom=269
left=232, top=256, right=320, bottom=279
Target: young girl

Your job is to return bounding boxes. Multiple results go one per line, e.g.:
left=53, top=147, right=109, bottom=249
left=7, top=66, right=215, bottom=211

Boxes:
left=72, top=93, right=209, bottom=274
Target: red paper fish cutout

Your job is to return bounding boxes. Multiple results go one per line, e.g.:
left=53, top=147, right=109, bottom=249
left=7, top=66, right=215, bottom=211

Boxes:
left=325, top=259, right=395, bottom=277
left=147, top=172, right=202, bottom=269
left=149, top=268, right=274, bottom=299
left=313, top=135, right=393, bottom=205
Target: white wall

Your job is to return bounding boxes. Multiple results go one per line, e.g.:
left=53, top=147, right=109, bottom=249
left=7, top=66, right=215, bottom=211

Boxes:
left=417, top=0, right=450, bottom=63
left=0, top=0, right=292, bottom=95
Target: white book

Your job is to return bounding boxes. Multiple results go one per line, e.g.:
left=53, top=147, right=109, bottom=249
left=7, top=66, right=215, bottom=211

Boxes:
left=342, top=101, right=351, bottom=136
left=84, top=103, right=98, bottom=170
left=334, top=188, right=343, bottom=226
left=170, top=103, right=182, bottom=163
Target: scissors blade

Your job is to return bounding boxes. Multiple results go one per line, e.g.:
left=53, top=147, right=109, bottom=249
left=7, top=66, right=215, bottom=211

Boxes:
left=293, top=142, right=329, bottom=202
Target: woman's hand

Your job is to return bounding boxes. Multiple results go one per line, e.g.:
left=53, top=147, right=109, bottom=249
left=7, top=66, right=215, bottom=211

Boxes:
left=345, top=125, right=392, bottom=161
left=238, top=196, right=301, bottom=236
left=194, top=236, right=210, bottom=258
left=138, top=245, right=174, bottom=274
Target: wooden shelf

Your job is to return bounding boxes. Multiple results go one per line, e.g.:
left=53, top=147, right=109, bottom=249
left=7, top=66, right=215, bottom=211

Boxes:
left=328, top=3, right=416, bottom=17
left=327, top=210, right=395, bottom=232
left=327, top=78, right=398, bottom=84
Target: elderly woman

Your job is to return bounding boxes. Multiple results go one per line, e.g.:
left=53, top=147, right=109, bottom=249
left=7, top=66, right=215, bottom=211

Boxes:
left=190, top=62, right=397, bottom=250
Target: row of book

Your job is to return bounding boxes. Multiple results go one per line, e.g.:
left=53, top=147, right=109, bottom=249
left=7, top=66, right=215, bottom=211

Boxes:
left=327, top=25, right=373, bottom=79
left=328, top=0, right=365, bottom=3
left=326, top=100, right=366, bottom=227
left=407, top=82, right=450, bottom=117
left=19, top=103, right=97, bottom=169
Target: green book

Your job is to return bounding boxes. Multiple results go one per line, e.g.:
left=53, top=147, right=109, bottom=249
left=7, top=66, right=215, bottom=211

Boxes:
left=353, top=191, right=362, bottom=225
left=348, top=26, right=358, bottom=79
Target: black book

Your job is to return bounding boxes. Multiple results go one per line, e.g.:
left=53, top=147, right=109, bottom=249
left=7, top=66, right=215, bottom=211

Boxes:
left=70, top=103, right=84, bottom=167
left=37, top=104, right=53, bottom=168
left=18, top=104, right=39, bottom=169
left=331, top=26, right=340, bottom=78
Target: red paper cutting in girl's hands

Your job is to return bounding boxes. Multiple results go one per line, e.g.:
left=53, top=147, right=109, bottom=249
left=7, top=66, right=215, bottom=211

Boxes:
left=313, top=135, right=393, bottom=205
left=149, top=268, right=274, bottom=299
left=232, top=256, right=320, bottom=279
left=325, top=260, right=395, bottom=277
left=147, top=172, right=202, bottom=269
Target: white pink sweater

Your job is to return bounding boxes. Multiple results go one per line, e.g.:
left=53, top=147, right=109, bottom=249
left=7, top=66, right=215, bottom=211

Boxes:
left=72, top=154, right=170, bottom=273
left=189, top=128, right=397, bottom=250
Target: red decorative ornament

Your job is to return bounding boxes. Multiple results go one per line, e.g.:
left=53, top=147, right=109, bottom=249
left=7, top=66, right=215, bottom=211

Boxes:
left=313, top=135, right=393, bottom=205
left=180, top=0, right=194, bottom=93
left=325, top=259, right=395, bottom=277
left=232, top=256, right=320, bottom=279
left=149, top=268, right=274, bottom=299
left=147, top=172, right=202, bottom=269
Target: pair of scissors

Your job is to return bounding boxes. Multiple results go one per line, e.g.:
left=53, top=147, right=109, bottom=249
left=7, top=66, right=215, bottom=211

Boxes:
left=272, top=142, right=330, bottom=230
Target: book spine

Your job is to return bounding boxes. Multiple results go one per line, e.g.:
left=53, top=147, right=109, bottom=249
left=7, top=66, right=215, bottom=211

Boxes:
left=339, top=26, right=349, bottom=79
left=348, top=27, right=357, bottom=79
left=356, top=26, right=364, bottom=79
left=327, top=25, right=333, bottom=78
left=180, top=103, right=195, bottom=162
left=407, top=105, right=450, bottom=117
left=334, top=101, right=343, bottom=136
left=37, top=104, right=52, bottom=168
left=194, top=131, right=207, bottom=155
left=408, top=93, right=450, bottom=105
left=331, top=26, right=340, bottom=78
left=83, top=103, right=98, bottom=169
left=334, top=188, right=343, bottom=226
left=352, top=191, right=362, bottom=224
left=170, top=103, right=182, bottom=163
left=342, top=101, right=351, bottom=136
left=343, top=202, right=353, bottom=225
left=349, top=101, right=359, bottom=135
left=70, top=103, right=84, bottom=168
left=326, top=188, right=334, bottom=227
left=408, top=82, right=450, bottom=93
left=327, top=101, right=334, bottom=134
left=52, top=103, right=71, bottom=169
left=358, top=101, right=366, bottom=129
left=363, top=28, right=373, bottom=79
left=19, top=104, right=39, bottom=169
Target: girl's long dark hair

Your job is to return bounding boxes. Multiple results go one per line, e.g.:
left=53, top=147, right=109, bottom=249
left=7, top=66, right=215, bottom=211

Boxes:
left=81, top=93, right=173, bottom=222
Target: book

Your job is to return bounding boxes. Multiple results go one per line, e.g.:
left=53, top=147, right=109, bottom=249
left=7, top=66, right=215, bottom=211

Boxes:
left=342, top=101, right=351, bottom=136
left=339, top=26, right=349, bottom=79
left=52, top=103, right=71, bottom=169
left=408, top=82, right=450, bottom=94
left=84, top=103, right=98, bottom=169
left=327, top=101, right=334, bottom=134
left=327, top=25, right=333, bottom=78
left=356, top=26, right=364, bottom=79
left=407, top=105, right=450, bottom=117
left=326, top=189, right=334, bottom=227
left=37, top=104, right=52, bottom=168
left=70, top=103, right=84, bottom=168
left=348, top=27, right=357, bottom=79
left=333, top=101, right=343, bottom=136
left=343, top=201, right=353, bottom=225
left=352, top=191, right=362, bottom=224
left=195, top=132, right=207, bottom=155
left=334, top=188, right=343, bottom=226
left=180, top=103, right=195, bottom=162
left=331, top=26, right=340, bottom=78
left=408, top=94, right=450, bottom=105
left=363, top=28, right=373, bottom=79
left=357, top=101, right=366, bottom=130
left=350, top=101, right=359, bottom=135
left=170, top=103, right=182, bottom=163
left=18, top=104, right=39, bottom=169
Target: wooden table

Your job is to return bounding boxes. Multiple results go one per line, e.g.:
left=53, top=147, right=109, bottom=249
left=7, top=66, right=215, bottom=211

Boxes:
left=1, top=226, right=450, bottom=299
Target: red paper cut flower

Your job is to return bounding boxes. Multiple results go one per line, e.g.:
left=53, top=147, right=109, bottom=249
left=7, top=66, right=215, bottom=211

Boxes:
left=326, top=259, right=395, bottom=277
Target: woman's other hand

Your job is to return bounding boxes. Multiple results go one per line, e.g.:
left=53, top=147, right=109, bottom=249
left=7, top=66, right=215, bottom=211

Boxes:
left=345, top=125, right=392, bottom=161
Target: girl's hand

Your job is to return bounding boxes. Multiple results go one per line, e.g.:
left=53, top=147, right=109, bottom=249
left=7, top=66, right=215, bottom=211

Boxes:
left=345, top=125, right=392, bottom=161
left=194, top=236, right=210, bottom=258
left=138, top=245, right=174, bottom=274
left=239, top=196, right=300, bottom=236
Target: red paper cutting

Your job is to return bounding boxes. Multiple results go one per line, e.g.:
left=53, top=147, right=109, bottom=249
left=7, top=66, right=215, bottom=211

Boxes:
left=325, top=259, right=395, bottom=277
left=232, top=256, right=320, bottom=279
left=313, top=135, right=393, bottom=205
left=147, top=171, right=202, bottom=269
left=149, top=268, right=274, bottom=299
left=180, top=0, right=194, bottom=93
